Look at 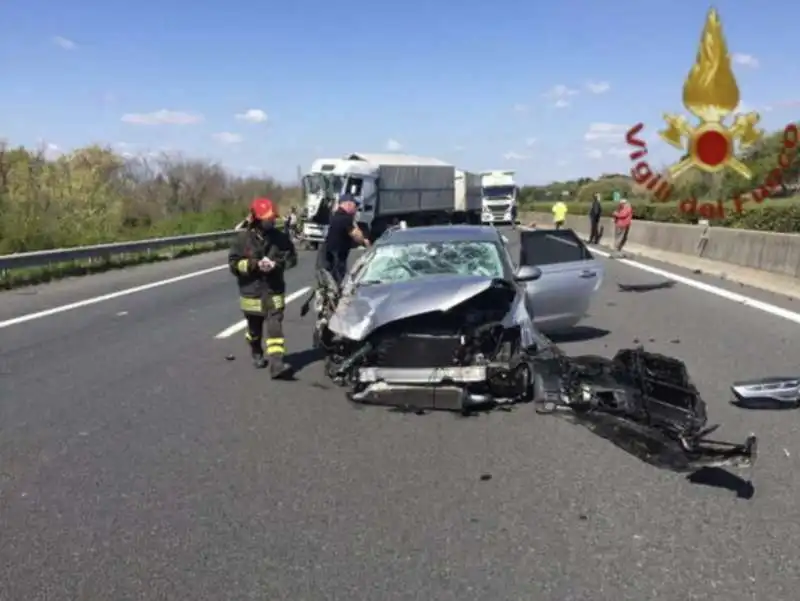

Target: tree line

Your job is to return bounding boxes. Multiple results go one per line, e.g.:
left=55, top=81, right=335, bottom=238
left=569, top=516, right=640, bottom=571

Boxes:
left=0, top=143, right=302, bottom=254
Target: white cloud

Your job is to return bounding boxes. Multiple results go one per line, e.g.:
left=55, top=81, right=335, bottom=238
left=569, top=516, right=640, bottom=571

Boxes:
left=52, top=36, right=76, bottom=50
left=544, top=84, right=578, bottom=107
left=503, top=151, right=529, bottom=160
left=586, top=149, right=603, bottom=160
left=212, top=132, right=243, bottom=144
left=733, top=53, right=759, bottom=68
left=525, top=137, right=537, bottom=147
left=235, top=109, right=268, bottom=123
left=386, top=138, right=403, bottom=151
left=584, top=122, right=629, bottom=142
left=36, top=141, right=62, bottom=159
left=586, top=81, right=610, bottom=94
left=121, top=110, right=203, bottom=125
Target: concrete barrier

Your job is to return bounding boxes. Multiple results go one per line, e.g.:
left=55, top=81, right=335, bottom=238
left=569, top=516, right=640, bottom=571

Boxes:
left=522, top=212, right=800, bottom=279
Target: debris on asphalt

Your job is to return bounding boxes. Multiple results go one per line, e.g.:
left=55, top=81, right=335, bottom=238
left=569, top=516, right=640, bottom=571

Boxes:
left=225, top=354, right=236, bottom=361
left=480, top=473, right=492, bottom=481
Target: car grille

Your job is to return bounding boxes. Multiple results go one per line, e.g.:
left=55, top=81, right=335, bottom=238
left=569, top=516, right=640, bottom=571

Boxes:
left=372, top=333, right=463, bottom=368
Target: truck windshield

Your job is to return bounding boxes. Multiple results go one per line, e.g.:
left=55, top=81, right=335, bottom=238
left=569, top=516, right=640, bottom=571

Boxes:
left=482, top=185, right=516, bottom=200
left=302, top=175, right=321, bottom=195
left=303, top=174, right=344, bottom=196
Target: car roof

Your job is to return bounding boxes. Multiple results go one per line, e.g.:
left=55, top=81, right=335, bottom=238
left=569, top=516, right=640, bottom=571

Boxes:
left=375, top=225, right=502, bottom=245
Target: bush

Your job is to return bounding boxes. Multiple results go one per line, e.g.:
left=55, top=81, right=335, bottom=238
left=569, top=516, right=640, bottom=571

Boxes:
left=0, top=143, right=302, bottom=254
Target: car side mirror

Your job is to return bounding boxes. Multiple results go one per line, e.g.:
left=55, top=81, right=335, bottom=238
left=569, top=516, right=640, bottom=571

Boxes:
left=514, top=265, right=542, bottom=282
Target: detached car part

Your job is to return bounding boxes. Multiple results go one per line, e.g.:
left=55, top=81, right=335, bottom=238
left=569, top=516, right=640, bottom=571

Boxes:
left=533, top=347, right=756, bottom=472
left=730, top=377, right=800, bottom=410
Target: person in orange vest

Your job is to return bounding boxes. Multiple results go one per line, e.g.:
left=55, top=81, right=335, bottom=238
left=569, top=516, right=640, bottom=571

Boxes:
left=612, top=197, right=633, bottom=252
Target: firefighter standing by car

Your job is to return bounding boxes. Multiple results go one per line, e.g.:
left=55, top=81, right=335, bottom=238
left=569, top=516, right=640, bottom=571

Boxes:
left=229, top=197, right=297, bottom=377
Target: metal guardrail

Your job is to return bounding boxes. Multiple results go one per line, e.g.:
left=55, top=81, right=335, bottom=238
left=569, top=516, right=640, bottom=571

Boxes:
left=0, top=230, right=236, bottom=271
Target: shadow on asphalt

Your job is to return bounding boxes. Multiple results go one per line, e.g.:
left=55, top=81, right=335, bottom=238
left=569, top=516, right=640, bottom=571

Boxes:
left=686, top=467, right=756, bottom=500
left=286, top=347, right=325, bottom=373
left=617, top=281, right=676, bottom=293
left=549, top=326, right=611, bottom=344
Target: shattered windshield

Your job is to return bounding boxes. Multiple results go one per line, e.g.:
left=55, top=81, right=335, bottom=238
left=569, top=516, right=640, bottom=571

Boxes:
left=358, top=240, right=505, bottom=284
left=303, top=174, right=343, bottom=197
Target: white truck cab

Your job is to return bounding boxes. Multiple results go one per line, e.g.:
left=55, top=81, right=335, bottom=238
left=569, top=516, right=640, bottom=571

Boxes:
left=480, top=170, right=519, bottom=225
left=300, top=158, right=344, bottom=249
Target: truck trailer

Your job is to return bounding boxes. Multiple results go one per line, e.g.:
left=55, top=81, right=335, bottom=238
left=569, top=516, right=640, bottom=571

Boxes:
left=333, top=153, right=480, bottom=240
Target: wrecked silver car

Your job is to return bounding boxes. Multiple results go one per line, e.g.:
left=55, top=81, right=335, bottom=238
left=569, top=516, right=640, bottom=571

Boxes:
left=300, top=225, right=756, bottom=473
left=304, top=225, right=544, bottom=410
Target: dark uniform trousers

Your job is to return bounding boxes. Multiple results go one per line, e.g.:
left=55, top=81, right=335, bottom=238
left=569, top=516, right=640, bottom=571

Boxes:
left=239, top=290, right=286, bottom=359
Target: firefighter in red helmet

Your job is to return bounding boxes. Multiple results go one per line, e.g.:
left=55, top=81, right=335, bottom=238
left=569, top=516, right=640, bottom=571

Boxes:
left=228, top=197, right=297, bottom=378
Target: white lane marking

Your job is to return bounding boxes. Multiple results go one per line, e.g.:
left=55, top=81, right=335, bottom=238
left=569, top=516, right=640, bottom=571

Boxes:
left=0, top=265, right=229, bottom=330
left=589, top=246, right=800, bottom=325
left=214, top=286, right=312, bottom=339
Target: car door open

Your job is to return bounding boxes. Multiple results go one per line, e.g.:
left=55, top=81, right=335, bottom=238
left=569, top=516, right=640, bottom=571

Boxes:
left=518, top=229, right=603, bottom=330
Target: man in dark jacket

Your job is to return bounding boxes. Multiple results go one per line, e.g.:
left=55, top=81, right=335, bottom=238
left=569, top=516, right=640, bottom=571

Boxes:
left=229, top=197, right=298, bottom=377
left=321, top=194, right=370, bottom=286
left=588, top=193, right=603, bottom=244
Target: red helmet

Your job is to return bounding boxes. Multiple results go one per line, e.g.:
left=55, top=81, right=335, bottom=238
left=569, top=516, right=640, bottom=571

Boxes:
left=250, top=197, right=277, bottom=221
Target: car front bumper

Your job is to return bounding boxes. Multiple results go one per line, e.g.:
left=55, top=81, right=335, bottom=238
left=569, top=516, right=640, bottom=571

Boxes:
left=349, top=365, right=499, bottom=411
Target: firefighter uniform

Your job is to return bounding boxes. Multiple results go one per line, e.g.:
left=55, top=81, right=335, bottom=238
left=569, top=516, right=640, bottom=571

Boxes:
left=228, top=198, right=298, bottom=378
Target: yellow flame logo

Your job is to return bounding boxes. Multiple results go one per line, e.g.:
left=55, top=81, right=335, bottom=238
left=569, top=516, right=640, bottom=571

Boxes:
left=659, top=8, right=763, bottom=180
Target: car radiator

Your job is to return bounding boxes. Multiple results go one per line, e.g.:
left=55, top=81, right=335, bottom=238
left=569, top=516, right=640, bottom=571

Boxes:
left=372, top=333, right=464, bottom=368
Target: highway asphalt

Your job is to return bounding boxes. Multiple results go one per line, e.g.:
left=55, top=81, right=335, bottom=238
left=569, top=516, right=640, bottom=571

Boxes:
left=2, top=229, right=800, bottom=601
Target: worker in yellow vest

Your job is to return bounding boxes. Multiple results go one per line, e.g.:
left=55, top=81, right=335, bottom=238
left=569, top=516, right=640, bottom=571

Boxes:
left=552, top=199, right=568, bottom=230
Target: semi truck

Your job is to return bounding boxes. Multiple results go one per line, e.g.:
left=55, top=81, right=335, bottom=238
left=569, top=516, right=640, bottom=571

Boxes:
left=331, top=153, right=482, bottom=241
left=299, top=158, right=344, bottom=249
left=480, top=170, right=519, bottom=225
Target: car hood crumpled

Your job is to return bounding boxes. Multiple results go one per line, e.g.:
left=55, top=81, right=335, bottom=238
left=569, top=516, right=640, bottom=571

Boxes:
left=328, top=275, right=507, bottom=341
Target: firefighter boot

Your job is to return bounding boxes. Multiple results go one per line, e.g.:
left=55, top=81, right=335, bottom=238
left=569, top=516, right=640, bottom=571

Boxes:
left=269, top=354, right=294, bottom=380
left=246, top=334, right=267, bottom=369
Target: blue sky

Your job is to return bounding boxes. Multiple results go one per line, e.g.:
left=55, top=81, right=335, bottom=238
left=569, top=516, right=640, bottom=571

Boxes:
left=2, top=0, right=799, bottom=185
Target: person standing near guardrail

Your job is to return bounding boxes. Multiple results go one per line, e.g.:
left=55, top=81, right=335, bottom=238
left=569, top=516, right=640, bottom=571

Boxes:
left=588, top=193, right=603, bottom=244
left=552, top=198, right=568, bottom=230
left=229, top=197, right=297, bottom=378
left=612, top=196, right=633, bottom=252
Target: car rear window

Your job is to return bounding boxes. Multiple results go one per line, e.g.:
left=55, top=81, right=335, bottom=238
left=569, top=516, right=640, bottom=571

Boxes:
left=519, top=229, right=593, bottom=266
